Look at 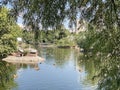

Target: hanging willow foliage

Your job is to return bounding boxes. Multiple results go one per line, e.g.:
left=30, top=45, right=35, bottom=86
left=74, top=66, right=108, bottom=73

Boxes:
left=0, top=0, right=119, bottom=31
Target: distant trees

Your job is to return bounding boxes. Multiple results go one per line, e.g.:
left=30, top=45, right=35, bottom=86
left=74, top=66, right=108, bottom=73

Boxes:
left=0, top=7, right=22, bottom=57
left=39, top=29, right=70, bottom=43
left=22, top=30, right=34, bottom=44
left=22, top=28, right=71, bottom=44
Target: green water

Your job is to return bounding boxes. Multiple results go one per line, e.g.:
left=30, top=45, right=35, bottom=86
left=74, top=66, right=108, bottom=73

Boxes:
left=0, top=48, right=98, bottom=90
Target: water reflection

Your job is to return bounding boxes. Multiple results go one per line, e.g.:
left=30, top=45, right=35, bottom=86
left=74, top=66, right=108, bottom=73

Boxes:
left=77, top=56, right=99, bottom=86
left=12, top=63, right=40, bottom=71
left=0, top=61, right=17, bottom=90
left=41, top=48, right=72, bottom=67
left=11, top=47, right=98, bottom=90
left=39, top=48, right=98, bottom=89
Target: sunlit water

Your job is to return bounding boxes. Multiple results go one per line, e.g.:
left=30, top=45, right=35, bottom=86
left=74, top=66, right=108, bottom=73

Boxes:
left=11, top=48, right=97, bottom=90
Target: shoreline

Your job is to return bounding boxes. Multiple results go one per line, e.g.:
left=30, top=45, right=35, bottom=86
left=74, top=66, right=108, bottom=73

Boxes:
left=2, top=56, right=44, bottom=64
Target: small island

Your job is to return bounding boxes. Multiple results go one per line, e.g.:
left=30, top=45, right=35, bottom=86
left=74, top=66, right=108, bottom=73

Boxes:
left=2, top=56, right=44, bottom=64
left=2, top=38, right=44, bottom=64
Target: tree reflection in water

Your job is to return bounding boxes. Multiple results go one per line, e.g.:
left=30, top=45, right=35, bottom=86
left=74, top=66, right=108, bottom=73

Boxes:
left=37, top=47, right=99, bottom=86
left=0, top=61, right=17, bottom=90
left=0, top=60, right=41, bottom=90
left=77, top=53, right=120, bottom=90
left=77, top=55, right=99, bottom=86
left=41, top=47, right=120, bottom=89
left=37, top=47, right=72, bottom=68
left=21, top=46, right=119, bottom=89
left=12, top=63, right=40, bottom=71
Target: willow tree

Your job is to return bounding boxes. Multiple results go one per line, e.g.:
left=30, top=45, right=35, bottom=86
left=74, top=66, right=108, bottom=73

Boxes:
left=0, top=0, right=119, bottom=39
left=0, top=0, right=120, bottom=89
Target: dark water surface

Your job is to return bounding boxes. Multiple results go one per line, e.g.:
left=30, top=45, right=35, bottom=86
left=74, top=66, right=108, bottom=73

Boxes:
left=12, top=48, right=97, bottom=90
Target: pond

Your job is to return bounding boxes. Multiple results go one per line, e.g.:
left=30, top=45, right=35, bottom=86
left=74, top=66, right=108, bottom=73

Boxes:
left=1, top=48, right=98, bottom=90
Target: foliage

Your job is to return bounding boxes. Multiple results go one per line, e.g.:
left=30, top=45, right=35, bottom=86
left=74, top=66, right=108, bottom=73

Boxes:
left=22, top=28, right=70, bottom=44
left=22, top=30, right=34, bottom=44
left=0, top=7, right=22, bottom=57
left=40, top=29, right=70, bottom=43
left=57, top=35, right=76, bottom=47
left=76, top=25, right=120, bottom=90
left=0, top=0, right=119, bottom=29
left=0, top=0, right=68, bottom=29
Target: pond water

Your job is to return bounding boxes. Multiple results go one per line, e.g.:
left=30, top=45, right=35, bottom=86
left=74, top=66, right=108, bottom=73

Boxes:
left=11, top=47, right=97, bottom=90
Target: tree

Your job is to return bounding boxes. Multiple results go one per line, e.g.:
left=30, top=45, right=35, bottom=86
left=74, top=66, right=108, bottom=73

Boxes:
left=0, top=7, right=22, bottom=57
left=22, top=30, right=34, bottom=44
left=0, top=0, right=119, bottom=28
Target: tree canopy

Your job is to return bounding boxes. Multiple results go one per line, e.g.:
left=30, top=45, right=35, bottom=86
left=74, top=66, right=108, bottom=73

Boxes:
left=0, top=0, right=119, bottom=29
left=0, top=7, right=22, bottom=57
